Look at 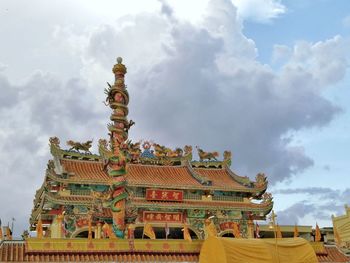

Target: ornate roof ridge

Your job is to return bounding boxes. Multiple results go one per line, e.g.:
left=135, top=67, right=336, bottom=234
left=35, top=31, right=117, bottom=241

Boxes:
left=224, top=165, right=253, bottom=186
left=45, top=191, right=93, bottom=205
left=50, top=137, right=101, bottom=161
left=127, top=162, right=187, bottom=168
left=185, top=160, right=212, bottom=186
left=193, top=166, right=226, bottom=170
left=60, top=158, right=102, bottom=163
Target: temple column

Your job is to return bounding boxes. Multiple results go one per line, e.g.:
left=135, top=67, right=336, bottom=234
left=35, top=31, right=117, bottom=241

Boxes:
left=105, top=57, right=132, bottom=238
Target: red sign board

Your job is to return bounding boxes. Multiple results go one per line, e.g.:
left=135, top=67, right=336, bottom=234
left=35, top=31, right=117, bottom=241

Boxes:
left=143, top=211, right=183, bottom=223
left=48, top=209, right=63, bottom=215
left=220, top=222, right=240, bottom=231
left=146, top=189, right=183, bottom=202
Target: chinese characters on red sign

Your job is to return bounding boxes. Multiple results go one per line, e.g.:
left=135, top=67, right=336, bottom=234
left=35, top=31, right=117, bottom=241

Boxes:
left=143, top=211, right=183, bottom=223
left=219, top=222, right=240, bottom=231
left=146, top=189, right=183, bottom=202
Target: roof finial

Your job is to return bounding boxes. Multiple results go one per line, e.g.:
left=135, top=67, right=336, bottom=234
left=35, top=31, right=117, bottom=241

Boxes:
left=112, top=56, right=127, bottom=78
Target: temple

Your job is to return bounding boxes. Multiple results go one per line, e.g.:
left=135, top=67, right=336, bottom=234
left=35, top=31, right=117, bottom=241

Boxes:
left=29, top=58, right=273, bottom=240
left=1, top=58, right=349, bottom=262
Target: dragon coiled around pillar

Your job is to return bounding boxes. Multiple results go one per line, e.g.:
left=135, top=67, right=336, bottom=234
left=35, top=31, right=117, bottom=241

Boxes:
left=104, top=57, right=132, bottom=238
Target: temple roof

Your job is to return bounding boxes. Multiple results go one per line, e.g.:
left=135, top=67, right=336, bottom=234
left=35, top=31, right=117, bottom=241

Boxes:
left=60, top=159, right=110, bottom=182
left=193, top=168, right=249, bottom=190
left=54, top=158, right=266, bottom=193
left=317, top=245, right=350, bottom=262
left=126, top=164, right=201, bottom=188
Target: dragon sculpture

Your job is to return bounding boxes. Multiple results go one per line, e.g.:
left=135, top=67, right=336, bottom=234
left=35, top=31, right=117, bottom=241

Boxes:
left=223, top=150, right=232, bottom=166
left=255, top=173, right=267, bottom=188
left=153, top=143, right=183, bottom=158
left=183, top=145, right=193, bottom=160
left=127, top=140, right=141, bottom=162
left=103, top=57, right=131, bottom=238
left=49, top=136, right=60, bottom=146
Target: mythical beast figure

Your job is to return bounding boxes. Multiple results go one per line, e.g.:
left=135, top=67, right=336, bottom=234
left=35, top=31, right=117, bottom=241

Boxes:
left=196, top=146, right=219, bottom=161
left=66, top=140, right=93, bottom=154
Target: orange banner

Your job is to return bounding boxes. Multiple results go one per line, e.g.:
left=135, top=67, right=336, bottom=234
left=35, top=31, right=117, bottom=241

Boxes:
left=146, top=189, right=183, bottom=201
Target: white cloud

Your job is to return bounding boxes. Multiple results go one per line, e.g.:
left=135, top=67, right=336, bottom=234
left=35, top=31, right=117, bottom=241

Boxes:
left=272, top=44, right=292, bottom=64
left=0, top=62, right=8, bottom=72
left=342, top=15, right=350, bottom=28
left=231, top=0, right=286, bottom=23
left=276, top=188, right=350, bottom=226
left=287, top=36, right=349, bottom=87
left=70, top=0, right=345, bottom=184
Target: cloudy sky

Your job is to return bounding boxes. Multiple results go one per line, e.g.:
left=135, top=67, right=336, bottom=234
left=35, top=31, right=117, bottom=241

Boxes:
left=0, top=0, right=349, bottom=236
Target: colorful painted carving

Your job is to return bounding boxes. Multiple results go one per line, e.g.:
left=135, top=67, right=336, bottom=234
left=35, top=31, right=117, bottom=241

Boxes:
left=66, top=140, right=93, bottom=154
left=223, top=150, right=232, bottom=166
left=196, top=147, right=219, bottom=161
left=262, top=192, right=273, bottom=203
left=255, top=173, right=267, bottom=187
left=49, top=136, right=60, bottom=146
left=104, top=57, right=130, bottom=238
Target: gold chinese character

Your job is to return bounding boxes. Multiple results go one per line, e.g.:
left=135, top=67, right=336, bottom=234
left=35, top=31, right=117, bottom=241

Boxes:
left=150, top=190, right=157, bottom=199
left=172, top=214, right=180, bottom=221
left=172, top=192, right=180, bottom=200
left=164, top=214, right=172, bottom=221
left=147, top=213, right=154, bottom=220
left=155, top=213, right=163, bottom=220
left=161, top=191, right=169, bottom=199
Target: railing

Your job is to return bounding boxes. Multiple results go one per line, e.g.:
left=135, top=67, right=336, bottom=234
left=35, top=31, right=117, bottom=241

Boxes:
left=133, top=192, right=146, bottom=198
left=70, top=189, right=91, bottom=196
left=184, top=193, right=201, bottom=200
left=212, top=195, right=243, bottom=202
left=132, top=191, right=242, bottom=202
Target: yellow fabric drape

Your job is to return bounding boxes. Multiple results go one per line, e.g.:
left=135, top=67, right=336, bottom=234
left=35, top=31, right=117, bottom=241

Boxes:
left=199, top=237, right=318, bottom=263
left=294, top=225, right=299, bottom=238
left=205, top=220, right=217, bottom=238
left=276, top=225, right=282, bottom=238
left=183, top=224, right=192, bottom=242
left=315, top=224, right=321, bottom=242
left=143, top=223, right=156, bottom=239
left=334, top=225, right=342, bottom=246
left=36, top=218, right=43, bottom=238
left=233, top=223, right=241, bottom=238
